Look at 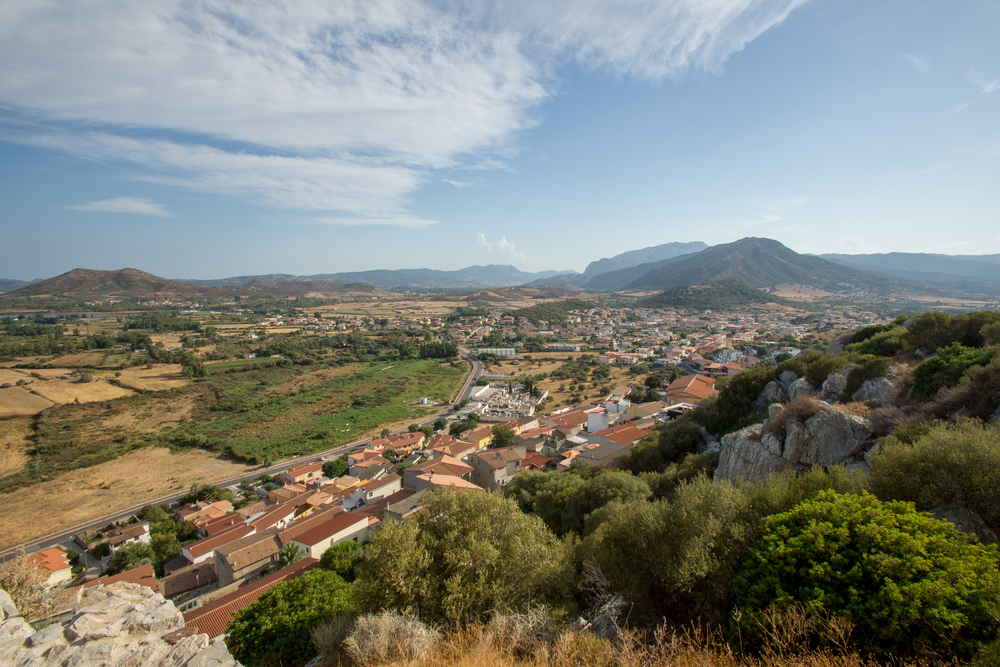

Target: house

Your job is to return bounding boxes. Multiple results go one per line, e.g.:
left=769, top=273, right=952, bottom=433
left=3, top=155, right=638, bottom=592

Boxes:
left=268, top=483, right=308, bottom=503
left=467, top=446, right=526, bottom=493
left=347, top=448, right=385, bottom=467
left=385, top=489, right=429, bottom=522
left=280, top=508, right=370, bottom=559
left=160, top=559, right=218, bottom=597
left=214, top=530, right=283, bottom=588
left=664, top=374, right=718, bottom=406
left=590, top=424, right=652, bottom=446
left=175, top=501, right=233, bottom=525
left=181, top=524, right=256, bottom=566
left=425, top=434, right=479, bottom=460
left=183, top=559, right=319, bottom=640
left=275, top=462, right=324, bottom=486
left=346, top=474, right=401, bottom=510
left=624, top=401, right=668, bottom=422
left=368, top=432, right=426, bottom=456
left=85, top=563, right=159, bottom=593
left=250, top=503, right=298, bottom=532
left=197, top=513, right=244, bottom=538
left=522, top=451, right=551, bottom=471
left=349, top=455, right=391, bottom=479
left=27, top=548, right=73, bottom=587
left=106, top=522, right=151, bottom=553
left=462, top=424, right=495, bottom=450
left=402, top=455, right=474, bottom=492
left=574, top=441, right=632, bottom=468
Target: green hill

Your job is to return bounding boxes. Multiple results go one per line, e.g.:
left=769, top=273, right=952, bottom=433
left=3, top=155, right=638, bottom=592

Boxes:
left=635, top=278, right=798, bottom=311
left=508, top=298, right=594, bottom=324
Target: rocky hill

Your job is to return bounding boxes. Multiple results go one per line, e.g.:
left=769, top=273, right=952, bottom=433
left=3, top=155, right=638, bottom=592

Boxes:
left=0, top=268, right=216, bottom=300
left=584, top=241, right=708, bottom=275
left=634, top=278, right=797, bottom=311
left=0, top=582, right=241, bottom=666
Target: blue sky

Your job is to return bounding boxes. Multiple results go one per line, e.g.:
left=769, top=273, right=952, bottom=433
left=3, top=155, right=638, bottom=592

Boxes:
left=1, top=0, right=998, bottom=280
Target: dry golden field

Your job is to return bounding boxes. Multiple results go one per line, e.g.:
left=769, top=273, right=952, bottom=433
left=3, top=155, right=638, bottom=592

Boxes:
left=0, top=386, right=55, bottom=417
left=26, top=377, right=134, bottom=405
left=112, top=364, right=188, bottom=391
left=487, top=352, right=640, bottom=412
left=0, top=447, right=259, bottom=549
left=48, top=352, right=109, bottom=366
left=772, top=283, right=839, bottom=301
left=0, top=368, right=26, bottom=383
left=0, top=416, right=32, bottom=479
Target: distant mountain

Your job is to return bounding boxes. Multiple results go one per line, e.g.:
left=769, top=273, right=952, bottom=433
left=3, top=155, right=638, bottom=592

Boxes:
left=0, top=279, right=38, bottom=294
left=0, top=268, right=218, bottom=300
left=581, top=253, right=700, bottom=290
left=176, top=274, right=316, bottom=287
left=821, top=253, right=1000, bottom=287
left=584, top=241, right=708, bottom=275
left=625, top=238, right=895, bottom=292
left=635, top=278, right=796, bottom=311
left=310, top=265, right=572, bottom=289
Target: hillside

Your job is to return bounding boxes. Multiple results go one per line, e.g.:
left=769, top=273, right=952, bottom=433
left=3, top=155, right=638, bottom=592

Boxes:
left=234, top=280, right=385, bottom=297
left=310, top=265, right=572, bottom=289
left=625, top=238, right=896, bottom=292
left=635, top=278, right=798, bottom=311
left=507, top=298, right=594, bottom=324
left=584, top=241, right=708, bottom=275
left=0, top=279, right=36, bottom=294
left=581, top=254, right=697, bottom=290
left=0, top=268, right=217, bottom=301
left=822, top=252, right=1000, bottom=286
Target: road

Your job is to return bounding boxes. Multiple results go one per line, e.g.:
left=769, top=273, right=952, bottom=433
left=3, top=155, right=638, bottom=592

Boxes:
left=0, top=351, right=482, bottom=562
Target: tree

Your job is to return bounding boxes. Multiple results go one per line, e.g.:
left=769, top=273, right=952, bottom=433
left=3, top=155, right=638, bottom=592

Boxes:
left=433, top=418, right=447, bottom=432
left=353, top=489, right=573, bottom=625
left=729, top=491, right=1000, bottom=658
left=319, top=541, right=363, bottom=582
left=380, top=427, right=391, bottom=438
left=276, top=543, right=305, bottom=569
left=322, top=456, right=348, bottom=479
left=489, top=424, right=516, bottom=449
left=150, top=532, right=181, bottom=573
left=226, top=569, right=355, bottom=667
left=104, top=542, right=155, bottom=576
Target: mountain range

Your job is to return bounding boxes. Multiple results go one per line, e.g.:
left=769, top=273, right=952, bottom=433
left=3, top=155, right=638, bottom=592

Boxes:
left=821, top=253, right=1000, bottom=286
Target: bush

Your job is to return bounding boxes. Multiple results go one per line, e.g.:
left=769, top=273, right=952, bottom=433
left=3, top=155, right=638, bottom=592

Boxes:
left=843, top=356, right=892, bottom=399
left=484, top=606, right=560, bottom=659
left=870, top=419, right=1000, bottom=533
left=343, top=611, right=440, bottom=666
left=104, top=542, right=154, bottom=576
left=911, top=344, right=997, bottom=398
left=729, top=490, right=1000, bottom=658
left=319, top=540, right=363, bottom=582
left=353, top=489, right=573, bottom=625
left=226, top=569, right=355, bottom=667
left=710, top=364, right=776, bottom=434
left=310, top=613, right=356, bottom=660
left=763, top=395, right=822, bottom=440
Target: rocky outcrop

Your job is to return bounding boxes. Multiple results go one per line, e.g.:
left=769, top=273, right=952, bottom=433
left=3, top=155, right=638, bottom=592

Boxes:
left=821, top=373, right=847, bottom=401
left=852, top=377, right=897, bottom=405
left=715, top=401, right=875, bottom=483
left=787, top=377, right=815, bottom=401
left=930, top=506, right=999, bottom=544
left=0, top=582, right=242, bottom=667
left=756, top=381, right=787, bottom=409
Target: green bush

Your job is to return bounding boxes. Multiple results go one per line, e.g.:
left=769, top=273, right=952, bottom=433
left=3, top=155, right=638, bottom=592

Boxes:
left=710, top=364, right=776, bottom=434
left=911, top=344, right=997, bottom=398
left=226, top=569, right=354, bottom=667
left=104, top=542, right=154, bottom=576
left=319, top=541, right=363, bottom=582
left=729, top=491, right=1000, bottom=658
left=843, top=355, right=892, bottom=399
left=353, top=489, right=573, bottom=625
left=870, top=419, right=1000, bottom=532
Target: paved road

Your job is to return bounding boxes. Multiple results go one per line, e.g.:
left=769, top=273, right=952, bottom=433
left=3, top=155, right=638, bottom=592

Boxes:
left=0, top=352, right=482, bottom=562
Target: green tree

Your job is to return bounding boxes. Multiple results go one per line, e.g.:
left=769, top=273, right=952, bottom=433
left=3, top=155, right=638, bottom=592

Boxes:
left=276, top=543, right=305, bottom=569
left=489, top=424, right=517, bottom=449
left=104, top=542, right=155, bottom=576
left=729, top=491, right=1000, bottom=658
left=226, top=569, right=355, bottom=667
left=433, top=418, right=447, bottom=432
left=353, top=489, right=573, bottom=625
left=319, top=541, right=363, bottom=582
left=322, top=456, right=349, bottom=479
left=150, top=532, right=181, bottom=572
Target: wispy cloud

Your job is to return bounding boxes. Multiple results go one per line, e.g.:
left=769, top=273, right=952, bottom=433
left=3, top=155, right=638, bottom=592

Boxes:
left=922, top=159, right=959, bottom=174
left=443, top=179, right=481, bottom=188
left=940, top=100, right=977, bottom=122
left=902, top=53, right=930, bottom=74
left=839, top=237, right=876, bottom=254
left=477, top=232, right=527, bottom=261
left=0, top=0, right=808, bottom=222
left=65, top=196, right=172, bottom=217
left=974, top=79, right=1000, bottom=93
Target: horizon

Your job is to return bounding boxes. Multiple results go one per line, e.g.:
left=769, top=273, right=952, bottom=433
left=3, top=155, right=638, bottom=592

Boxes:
left=2, top=0, right=998, bottom=280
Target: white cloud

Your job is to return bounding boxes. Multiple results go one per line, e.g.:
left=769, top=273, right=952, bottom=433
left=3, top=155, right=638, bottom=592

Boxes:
left=443, top=179, right=479, bottom=188
left=65, top=196, right=173, bottom=217
left=975, top=79, right=1000, bottom=93
left=0, top=0, right=807, bottom=220
left=838, top=237, right=876, bottom=254
left=902, top=53, right=930, bottom=74
left=477, top=232, right=527, bottom=260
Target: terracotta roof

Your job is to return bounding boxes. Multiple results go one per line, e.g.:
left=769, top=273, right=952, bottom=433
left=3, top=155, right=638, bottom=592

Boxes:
left=183, top=559, right=318, bottom=639
left=236, top=501, right=267, bottom=518
left=250, top=503, right=297, bottom=531
left=185, top=524, right=255, bottom=560
left=470, top=448, right=522, bottom=470
left=407, top=454, right=472, bottom=477
left=355, top=489, right=414, bottom=519
left=108, top=523, right=149, bottom=546
left=356, top=473, right=400, bottom=495
left=160, top=559, right=217, bottom=597
left=464, top=425, right=494, bottom=442
left=199, top=513, right=243, bottom=535
left=28, top=548, right=71, bottom=573
left=281, top=509, right=367, bottom=548
left=85, top=563, right=159, bottom=593
left=284, top=461, right=323, bottom=478
left=416, top=473, right=484, bottom=491
left=215, top=530, right=282, bottom=569
left=665, top=374, right=718, bottom=400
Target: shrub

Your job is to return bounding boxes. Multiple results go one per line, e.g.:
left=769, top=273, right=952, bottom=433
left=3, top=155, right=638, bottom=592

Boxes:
left=843, top=356, right=892, bottom=399
left=104, top=542, right=154, bottom=576
left=226, top=569, right=354, bottom=667
left=763, top=395, right=822, bottom=440
left=870, top=419, right=1000, bottom=533
left=729, top=490, right=1000, bottom=658
left=319, top=540, right=363, bottom=582
left=911, top=344, right=997, bottom=398
left=310, top=612, right=356, bottom=660
left=0, top=548, right=47, bottom=618
left=343, top=611, right=440, bottom=666
left=484, top=606, right=560, bottom=659
left=711, top=364, right=776, bottom=434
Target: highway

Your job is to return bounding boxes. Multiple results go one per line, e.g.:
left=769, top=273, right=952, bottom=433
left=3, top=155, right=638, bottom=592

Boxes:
left=0, top=350, right=482, bottom=562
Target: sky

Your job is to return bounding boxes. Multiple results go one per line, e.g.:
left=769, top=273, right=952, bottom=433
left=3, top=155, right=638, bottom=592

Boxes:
left=1, top=0, right=998, bottom=280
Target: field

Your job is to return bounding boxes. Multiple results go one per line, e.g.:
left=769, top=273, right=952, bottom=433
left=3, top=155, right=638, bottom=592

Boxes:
left=0, top=386, right=55, bottom=417
left=27, top=377, right=134, bottom=404
left=488, top=352, right=640, bottom=411
left=0, top=417, right=32, bottom=479
left=0, top=446, right=258, bottom=549
left=113, top=364, right=189, bottom=390
left=48, top=352, right=109, bottom=366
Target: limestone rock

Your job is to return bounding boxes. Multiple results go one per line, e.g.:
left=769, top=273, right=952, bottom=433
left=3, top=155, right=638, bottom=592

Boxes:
left=161, top=634, right=209, bottom=667
left=778, top=370, right=798, bottom=387
left=697, top=427, right=720, bottom=454
left=28, top=622, right=66, bottom=647
left=930, top=506, right=999, bottom=544
left=184, top=639, right=242, bottom=667
left=0, top=616, right=34, bottom=643
left=829, top=339, right=845, bottom=355
left=715, top=425, right=790, bottom=483
left=787, top=377, right=815, bottom=401
left=782, top=407, right=872, bottom=466
left=0, top=590, right=17, bottom=622
left=756, top=381, right=787, bottom=409
left=821, top=372, right=847, bottom=401
left=991, top=405, right=1000, bottom=424
left=851, top=377, right=897, bottom=405
left=761, top=432, right=783, bottom=457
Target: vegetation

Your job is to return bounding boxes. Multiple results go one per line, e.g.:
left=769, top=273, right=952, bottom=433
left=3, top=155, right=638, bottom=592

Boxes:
left=104, top=542, right=155, bottom=576
left=507, top=299, right=593, bottom=325
left=226, top=569, right=355, bottom=667
left=319, top=541, right=363, bottom=582
left=635, top=278, right=794, bottom=311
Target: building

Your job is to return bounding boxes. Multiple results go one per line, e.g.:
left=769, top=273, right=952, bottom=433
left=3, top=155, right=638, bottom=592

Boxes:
left=275, top=462, right=324, bottom=486
left=181, top=524, right=256, bottom=566
left=85, top=563, right=159, bottom=593
left=107, top=523, right=151, bottom=553
left=27, top=548, right=73, bottom=587
left=477, top=347, right=517, bottom=359
left=402, top=455, right=474, bottom=492
left=664, top=374, right=718, bottom=406
left=214, top=530, right=283, bottom=588
left=547, top=344, right=580, bottom=352
left=280, top=507, right=370, bottom=559
left=346, top=474, right=402, bottom=510
left=467, top=446, right=526, bottom=493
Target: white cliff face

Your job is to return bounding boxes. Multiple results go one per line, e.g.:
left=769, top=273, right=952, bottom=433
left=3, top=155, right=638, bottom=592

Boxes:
left=0, top=582, right=242, bottom=667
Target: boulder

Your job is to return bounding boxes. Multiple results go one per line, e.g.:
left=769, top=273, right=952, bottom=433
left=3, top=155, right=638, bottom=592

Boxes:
left=697, top=427, right=720, bottom=454
left=756, top=381, right=787, bottom=409
left=829, top=339, right=845, bottom=355
left=778, top=370, right=798, bottom=387
left=787, top=377, right=815, bottom=401
left=0, top=616, right=34, bottom=643
left=851, top=377, right=896, bottom=405
left=821, top=372, right=847, bottom=401
left=782, top=406, right=872, bottom=466
left=930, top=506, right=999, bottom=544
left=715, top=425, right=790, bottom=483
left=992, top=405, right=1000, bottom=425
left=0, top=590, right=17, bottom=622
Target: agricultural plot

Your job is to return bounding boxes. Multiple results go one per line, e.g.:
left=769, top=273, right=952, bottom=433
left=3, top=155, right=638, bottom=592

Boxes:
left=0, top=416, right=32, bottom=478
left=0, top=368, right=26, bottom=383
left=0, top=386, right=55, bottom=417
left=49, top=352, right=108, bottom=366
left=27, top=377, right=134, bottom=404
left=113, top=364, right=188, bottom=390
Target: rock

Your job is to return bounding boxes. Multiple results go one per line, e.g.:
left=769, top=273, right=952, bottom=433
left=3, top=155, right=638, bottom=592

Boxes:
left=991, top=405, right=1000, bottom=424
left=0, top=616, right=34, bottom=643
left=715, top=424, right=790, bottom=483
left=821, top=372, right=847, bottom=401
left=930, top=506, right=999, bottom=544
left=829, top=339, right=845, bottom=355
left=161, top=634, right=209, bottom=667
left=851, top=377, right=897, bottom=405
left=184, top=639, right=242, bottom=667
left=28, top=623, right=66, bottom=647
left=162, top=627, right=200, bottom=645
left=787, top=377, right=815, bottom=401
left=761, top=432, right=783, bottom=457
left=0, top=590, right=17, bottom=622
left=756, top=381, right=787, bottom=409
left=782, top=406, right=872, bottom=466
left=767, top=403, right=783, bottom=420
left=697, top=427, right=720, bottom=454
left=122, top=599, right=184, bottom=635
left=779, top=370, right=798, bottom=387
